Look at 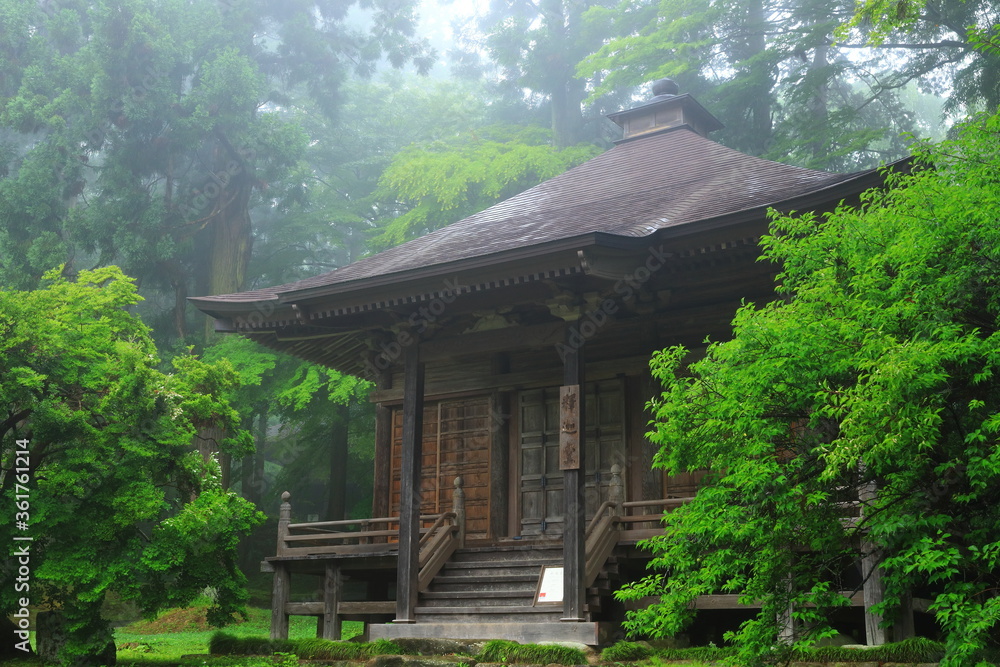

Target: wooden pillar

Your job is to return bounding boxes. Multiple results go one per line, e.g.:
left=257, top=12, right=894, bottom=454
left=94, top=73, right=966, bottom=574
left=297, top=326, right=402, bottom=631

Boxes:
left=859, top=478, right=885, bottom=645
left=271, top=491, right=292, bottom=639
left=894, top=591, right=915, bottom=641
left=453, top=476, right=466, bottom=548
left=321, top=563, right=342, bottom=640
left=561, top=325, right=586, bottom=622
left=489, top=353, right=510, bottom=540
left=270, top=563, right=290, bottom=639
left=327, top=402, right=350, bottom=521
left=395, top=344, right=424, bottom=623
left=861, top=541, right=886, bottom=645
left=372, top=370, right=393, bottom=521
left=777, top=573, right=796, bottom=643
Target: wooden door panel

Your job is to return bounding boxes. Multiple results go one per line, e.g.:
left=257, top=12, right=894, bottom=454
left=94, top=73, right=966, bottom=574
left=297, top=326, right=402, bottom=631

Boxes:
left=517, top=380, right=625, bottom=537
left=390, top=396, right=492, bottom=540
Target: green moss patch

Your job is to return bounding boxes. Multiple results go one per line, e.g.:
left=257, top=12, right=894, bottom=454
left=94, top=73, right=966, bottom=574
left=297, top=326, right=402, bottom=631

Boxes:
left=477, top=639, right=587, bottom=665
left=600, top=636, right=946, bottom=664
left=209, top=633, right=405, bottom=660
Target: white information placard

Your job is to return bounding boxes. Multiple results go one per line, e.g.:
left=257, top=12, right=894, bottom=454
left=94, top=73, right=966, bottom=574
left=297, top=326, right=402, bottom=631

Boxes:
left=534, top=565, right=564, bottom=605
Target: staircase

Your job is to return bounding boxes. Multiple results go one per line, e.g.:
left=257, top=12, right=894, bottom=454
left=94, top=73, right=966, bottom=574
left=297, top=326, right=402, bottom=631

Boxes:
left=370, top=543, right=617, bottom=645
left=416, top=544, right=565, bottom=623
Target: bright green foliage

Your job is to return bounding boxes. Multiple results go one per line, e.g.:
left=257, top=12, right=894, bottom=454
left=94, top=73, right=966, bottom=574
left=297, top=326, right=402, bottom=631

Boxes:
left=372, top=125, right=601, bottom=249
left=200, top=334, right=374, bottom=518
left=600, top=640, right=654, bottom=662
left=0, top=267, right=263, bottom=664
left=838, top=0, right=926, bottom=43
left=622, top=112, right=1000, bottom=665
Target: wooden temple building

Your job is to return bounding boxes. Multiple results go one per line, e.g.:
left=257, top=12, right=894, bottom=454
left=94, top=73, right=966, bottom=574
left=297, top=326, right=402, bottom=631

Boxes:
left=191, top=81, right=900, bottom=646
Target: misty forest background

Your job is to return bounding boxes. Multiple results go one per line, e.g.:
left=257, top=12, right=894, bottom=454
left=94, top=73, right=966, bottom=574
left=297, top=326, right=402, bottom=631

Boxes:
left=2, top=0, right=998, bottom=592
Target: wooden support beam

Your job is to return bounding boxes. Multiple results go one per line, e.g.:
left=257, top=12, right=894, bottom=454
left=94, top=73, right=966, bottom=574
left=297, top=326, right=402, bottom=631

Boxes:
left=861, top=539, right=886, bottom=645
left=561, top=324, right=586, bottom=622
left=859, top=478, right=886, bottom=646
left=369, top=356, right=650, bottom=404
left=778, top=574, right=796, bottom=643
left=322, top=563, right=342, bottom=640
left=270, top=563, right=290, bottom=639
left=894, top=591, right=915, bottom=642
left=490, top=353, right=510, bottom=541
left=395, top=344, right=425, bottom=623
left=420, top=321, right=564, bottom=362
left=371, top=370, right=392, bottom=521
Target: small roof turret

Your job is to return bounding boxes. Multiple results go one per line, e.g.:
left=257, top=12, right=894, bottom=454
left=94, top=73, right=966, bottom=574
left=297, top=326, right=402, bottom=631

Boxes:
left=607, top=79, right=724, bottom=141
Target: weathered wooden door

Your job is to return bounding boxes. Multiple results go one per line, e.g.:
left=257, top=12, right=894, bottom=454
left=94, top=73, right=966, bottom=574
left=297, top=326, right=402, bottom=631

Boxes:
left=390, top=396, right=491, bottom=540
left=516, top=380, right=625, bottom=537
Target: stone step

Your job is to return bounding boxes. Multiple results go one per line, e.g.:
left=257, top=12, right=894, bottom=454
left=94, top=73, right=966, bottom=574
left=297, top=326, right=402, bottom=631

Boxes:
left=430, top=579, right=539, bottom=594
left=418, top=598, right=535, bottom=609
left=414, top=605, right=565, bottom=623
left=421, top=590, right=535, bottom=601
left=449, top=546, right=561, bottom=563
left=434, top=572, right=539, bottom=584
left=370, top=621, right=605, bottom=645
left=439, top=560, right=555, bottom=571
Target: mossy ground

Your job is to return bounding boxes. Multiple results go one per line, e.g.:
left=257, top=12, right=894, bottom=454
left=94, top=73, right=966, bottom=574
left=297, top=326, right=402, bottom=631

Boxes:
left=7, top=604, right=957, bottom=667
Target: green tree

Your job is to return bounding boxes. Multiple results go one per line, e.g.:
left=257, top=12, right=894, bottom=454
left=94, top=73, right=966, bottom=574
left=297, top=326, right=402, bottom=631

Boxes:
left=459, top=0, right=629, bottom=146
left=0, top=0, right=432, bottom=341
left=371, top=124, right=601, bottom=249
left=622, top=112, right=1000, bottom=665
left=579, top=0, right=930, bottom=169
left=0, top=266, right=262, bottom=665
left=200, top=335, right=373, bottom=521
left=247, top=73, right=493, bottom=286
left=837, top=0, right=1000, bottom=115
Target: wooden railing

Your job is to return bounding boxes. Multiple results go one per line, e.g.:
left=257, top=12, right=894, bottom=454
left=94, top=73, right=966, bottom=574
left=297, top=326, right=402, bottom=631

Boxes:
left=584, top=464, right=624, bottom=588
left=584, top=466, right=696, bottom=586
left=275, top=476, right=466, bottom=588
left=617, top=497, right=692, bottom=541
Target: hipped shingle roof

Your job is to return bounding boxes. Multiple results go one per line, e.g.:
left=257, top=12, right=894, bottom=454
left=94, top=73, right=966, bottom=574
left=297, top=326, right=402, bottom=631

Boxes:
left=191, top=126, right=862, bottom=309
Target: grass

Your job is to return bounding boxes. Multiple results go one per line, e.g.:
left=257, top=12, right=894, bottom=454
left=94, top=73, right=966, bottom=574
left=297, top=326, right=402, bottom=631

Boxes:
left=209, top=634, right=404, bottom=660
left=112, top=600, right=364, bottom=666
left=477, top=639, right=588, bottom=665
left=600, top=636, right=948, bottom=665
left=13, top=602, right=959, bottom=667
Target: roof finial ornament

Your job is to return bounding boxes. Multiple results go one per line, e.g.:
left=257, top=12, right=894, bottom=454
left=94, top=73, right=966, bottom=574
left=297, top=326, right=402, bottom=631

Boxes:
left=651, top=78, right=679, bottom=98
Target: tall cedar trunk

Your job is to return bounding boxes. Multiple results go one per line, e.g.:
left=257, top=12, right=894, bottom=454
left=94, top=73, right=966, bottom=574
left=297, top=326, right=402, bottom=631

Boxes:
left=200, top=132, right=254, bottom=339
left=543, top=0, right=585, bottom=147
left=196, top=424, right=229, bottom=488
left=807, top=43, right=830, bottom=162
left=195, top=134, right=255, bottom=470
left=744, top=0, right=772, bottom=155
left=326, top=402, right=350, bottom=521
left=241, top=408, right=267, bottom=507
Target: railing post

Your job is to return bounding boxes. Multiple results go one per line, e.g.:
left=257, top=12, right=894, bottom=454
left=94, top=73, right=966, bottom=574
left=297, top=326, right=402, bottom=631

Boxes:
left=609, top=463, right=624, bottom=517
left=277, top=491, right=292, bottom=556
left=452, top=476, right=466, bottom=547
left=272, top=491, right=292, bottom=640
